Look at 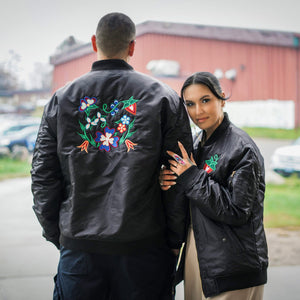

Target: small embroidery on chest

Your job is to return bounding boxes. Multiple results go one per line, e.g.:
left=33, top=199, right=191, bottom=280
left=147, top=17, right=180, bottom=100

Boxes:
left=203, top=154, right=219, bottom=174
left=76, top=96, right=139, bottom=153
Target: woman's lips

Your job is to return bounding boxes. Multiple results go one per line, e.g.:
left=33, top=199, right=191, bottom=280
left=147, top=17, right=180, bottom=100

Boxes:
left=196, top=117, right=208, bottom=123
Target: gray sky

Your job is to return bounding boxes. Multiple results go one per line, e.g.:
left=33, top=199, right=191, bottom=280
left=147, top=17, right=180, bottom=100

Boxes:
left=1, top=0, right=300, bottom=87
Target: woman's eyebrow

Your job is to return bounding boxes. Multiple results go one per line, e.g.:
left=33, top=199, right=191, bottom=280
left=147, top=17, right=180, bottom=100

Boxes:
left=199, top=95, right=210, bottom=100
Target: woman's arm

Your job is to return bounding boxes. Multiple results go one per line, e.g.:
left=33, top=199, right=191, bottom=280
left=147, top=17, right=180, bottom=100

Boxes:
left=177, top=148, right=263, bottom=226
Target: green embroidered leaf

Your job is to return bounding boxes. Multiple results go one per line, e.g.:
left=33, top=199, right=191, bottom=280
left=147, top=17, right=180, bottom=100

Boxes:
left=77, top=132, right=86, bottom=140
left=79, top=121, right=86, bottom=133
left=89, top=134, right=96, bottom=147
left=119, top=134, right=126, bottom=145
left=127, top=120, right=135, bottom=134
left=123, top=119, right=136, bottom=141
left=121, top=96, right=138, bottom=109
left=126, top=130, right=137, bottom=139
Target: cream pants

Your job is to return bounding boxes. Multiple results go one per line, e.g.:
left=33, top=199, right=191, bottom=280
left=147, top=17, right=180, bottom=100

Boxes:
left=184, top=228, right=264, bottom=300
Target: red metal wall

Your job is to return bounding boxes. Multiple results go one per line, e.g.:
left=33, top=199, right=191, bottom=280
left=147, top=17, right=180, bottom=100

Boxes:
left=51, top=33, right=300, bottom=126
left=52, top=52, right=97, bottom=92
left=130, top=34, right=298, bottom=102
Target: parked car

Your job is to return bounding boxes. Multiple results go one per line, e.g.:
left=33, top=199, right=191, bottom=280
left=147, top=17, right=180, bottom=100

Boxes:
left=0, top=116, right=40, bottom=136
left=270, top=137, right=300, bottom=177
left=0, top=125, right=39, bottom=159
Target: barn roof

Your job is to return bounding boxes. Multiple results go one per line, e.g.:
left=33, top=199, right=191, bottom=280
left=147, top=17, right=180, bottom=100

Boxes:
left=50, top=20, right=299, bottom=66
left=137, top=21, right=298, bottom=47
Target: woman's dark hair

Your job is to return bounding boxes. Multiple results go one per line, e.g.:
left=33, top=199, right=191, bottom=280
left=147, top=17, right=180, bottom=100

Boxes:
left=181, top=72, right=229, bottom=101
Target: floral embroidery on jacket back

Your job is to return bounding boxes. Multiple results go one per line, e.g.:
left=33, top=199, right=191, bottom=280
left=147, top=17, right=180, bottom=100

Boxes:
left=76, top=96, right=139, bottom=153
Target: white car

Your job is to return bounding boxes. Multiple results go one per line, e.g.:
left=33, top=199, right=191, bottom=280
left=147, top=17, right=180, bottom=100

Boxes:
left=270, top=137, right=300, bottom=177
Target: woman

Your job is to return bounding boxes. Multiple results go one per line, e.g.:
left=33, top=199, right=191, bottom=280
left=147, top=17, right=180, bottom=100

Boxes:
left=160, top=72, right=268, bottom=299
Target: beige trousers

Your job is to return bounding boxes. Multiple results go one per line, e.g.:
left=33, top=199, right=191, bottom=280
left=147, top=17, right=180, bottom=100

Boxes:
left=184, top=228, right=264, bottom=300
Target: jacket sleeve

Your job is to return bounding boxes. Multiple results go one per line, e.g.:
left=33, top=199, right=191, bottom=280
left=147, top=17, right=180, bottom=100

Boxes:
left=161, top=95, right=193, bottom=249
left=31, top=95, right=64, bottom=249
left=176, top=147, right=263, bottom=226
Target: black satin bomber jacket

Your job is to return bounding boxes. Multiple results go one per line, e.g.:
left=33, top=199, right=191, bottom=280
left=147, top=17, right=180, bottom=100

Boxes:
left=176, top=114, right=268, bottom=297
left=31, top=59, right=193, bottom=254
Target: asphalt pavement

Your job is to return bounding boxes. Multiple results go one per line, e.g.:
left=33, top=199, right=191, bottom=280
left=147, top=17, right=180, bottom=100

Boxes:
left=0, top=137, right=299, bottom=299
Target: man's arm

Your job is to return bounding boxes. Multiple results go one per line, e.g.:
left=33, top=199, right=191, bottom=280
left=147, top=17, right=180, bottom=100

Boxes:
left=31, top=97, right=64, bottom=248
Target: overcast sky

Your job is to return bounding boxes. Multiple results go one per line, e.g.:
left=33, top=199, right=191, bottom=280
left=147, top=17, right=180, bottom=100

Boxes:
left=1, top=0, right=300, bottom=87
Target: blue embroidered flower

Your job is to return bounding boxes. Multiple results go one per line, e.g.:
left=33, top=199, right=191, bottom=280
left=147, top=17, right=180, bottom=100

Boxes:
left=95, top=127, right=119, bottom=152
left=121, top=115, right=131, bottom=125
left=110, top=100, right=119, bottom=116
left=78, top=97, right=97, bottom=112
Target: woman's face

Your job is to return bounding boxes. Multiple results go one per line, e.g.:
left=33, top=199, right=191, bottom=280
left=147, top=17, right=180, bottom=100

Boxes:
left=183, top=83, right=225, bottom=138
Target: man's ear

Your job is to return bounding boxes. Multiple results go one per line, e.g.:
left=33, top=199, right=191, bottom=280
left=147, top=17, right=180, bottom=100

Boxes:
left=91, top=35, right=97, bottom=53
left=128, top=40, right=135, bottom=57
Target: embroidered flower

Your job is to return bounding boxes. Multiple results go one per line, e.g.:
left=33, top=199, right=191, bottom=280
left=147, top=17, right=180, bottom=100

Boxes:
left=86, top=117, right=92, bottom=129
left=125, top=139, right=137, bottom=152
left=77, top=140, right=89, bottom=153
left=121, top=115, right=131, bottom=125
left=78, top=97, right=97, bottom=112
left=110, top=100, right=119, bottom=116
left=91, top=112, right=106, bottom=126
left=95, top=127, right=119, bottom=152
left=117, top=123, right=127, bottom=133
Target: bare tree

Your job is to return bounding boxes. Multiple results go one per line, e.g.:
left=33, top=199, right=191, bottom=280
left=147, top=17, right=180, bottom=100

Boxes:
left=0, top=64, right=18, bottom=91
left=29, top=62, right=53, bottom=90
left=0, top=50, right=20, bottom=91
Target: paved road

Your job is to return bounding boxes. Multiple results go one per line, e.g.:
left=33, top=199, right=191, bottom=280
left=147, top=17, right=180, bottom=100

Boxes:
left=0, top=137, right=298, bottom=299
left=253, top=137, right=292, bottom=171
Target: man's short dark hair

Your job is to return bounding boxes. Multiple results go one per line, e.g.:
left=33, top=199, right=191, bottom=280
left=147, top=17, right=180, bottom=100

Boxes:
left=96, top=13, right=136, bottom=58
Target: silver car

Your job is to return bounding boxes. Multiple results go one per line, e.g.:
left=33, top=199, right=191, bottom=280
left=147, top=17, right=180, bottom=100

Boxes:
left=270, top=137, right=300, bottom=177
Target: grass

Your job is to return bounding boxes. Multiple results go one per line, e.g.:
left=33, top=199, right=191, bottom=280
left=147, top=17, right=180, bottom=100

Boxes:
left=264, top=175, right=300, bottom=228
left=242, top=127, right=300, bottom=140
left=0, top=156, right=31, bottom=181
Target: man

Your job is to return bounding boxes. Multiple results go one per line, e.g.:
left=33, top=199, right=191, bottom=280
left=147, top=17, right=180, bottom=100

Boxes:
left=31, top=12, right=192, bottom=300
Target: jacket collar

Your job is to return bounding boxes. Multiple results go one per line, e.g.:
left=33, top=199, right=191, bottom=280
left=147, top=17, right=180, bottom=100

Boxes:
left=91, top=59, right=134, bottom=71
left=204, top=112, right=231, bottom=146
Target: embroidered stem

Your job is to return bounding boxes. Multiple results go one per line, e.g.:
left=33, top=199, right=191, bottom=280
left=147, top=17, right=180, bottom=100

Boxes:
left=119, top=120, right=136, bottom=144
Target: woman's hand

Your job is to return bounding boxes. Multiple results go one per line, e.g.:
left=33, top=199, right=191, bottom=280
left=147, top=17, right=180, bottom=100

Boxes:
left=167, top=141, right=196, bottom=177
left=159, top=166, right=177, bottom=191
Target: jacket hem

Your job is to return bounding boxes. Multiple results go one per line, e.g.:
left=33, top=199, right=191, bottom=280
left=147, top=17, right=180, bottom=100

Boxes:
left=60, top=232, right=167, bottom=255
left=203, top=268, right=267, bottom=297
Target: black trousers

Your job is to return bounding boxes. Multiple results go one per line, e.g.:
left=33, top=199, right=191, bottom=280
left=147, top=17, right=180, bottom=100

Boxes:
left=53, top=245, right=177, bottom=300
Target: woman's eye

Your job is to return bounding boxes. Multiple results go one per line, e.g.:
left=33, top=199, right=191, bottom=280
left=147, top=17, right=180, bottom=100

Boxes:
left=202, top=98, right=210, bottom=103
left=185, top=102, right=194, bottom=107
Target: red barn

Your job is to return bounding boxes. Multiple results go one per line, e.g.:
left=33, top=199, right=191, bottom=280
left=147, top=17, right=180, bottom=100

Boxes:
left=50, top=21, right=300, bottom=129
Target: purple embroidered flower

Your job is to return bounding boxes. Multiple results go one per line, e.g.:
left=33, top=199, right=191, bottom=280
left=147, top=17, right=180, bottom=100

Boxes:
left=110, top=100, right=119, bottom=116
left=79, top=97, right=97, bottom=112
left=121, top=115, right=131, bottom=125
left=95, top=127, right=119, bottom=152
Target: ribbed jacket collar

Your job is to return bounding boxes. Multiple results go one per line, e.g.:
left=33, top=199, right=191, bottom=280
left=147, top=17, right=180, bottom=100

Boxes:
left=91, top=59, right=134, bottom=71
left=203, top=112, right=231, bottom=146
